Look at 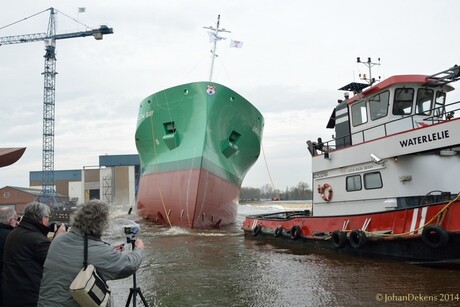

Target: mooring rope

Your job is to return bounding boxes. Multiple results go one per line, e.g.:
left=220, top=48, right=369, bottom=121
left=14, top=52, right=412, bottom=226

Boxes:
left=260, top=142, right=288, bottom=210
left=359, top=193, right=460, bottom=238
left=149, top=113, right=172, bottom=228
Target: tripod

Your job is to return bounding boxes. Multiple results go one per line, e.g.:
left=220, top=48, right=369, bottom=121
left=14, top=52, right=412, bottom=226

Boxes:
left=125, top=238, right=149, bottom=307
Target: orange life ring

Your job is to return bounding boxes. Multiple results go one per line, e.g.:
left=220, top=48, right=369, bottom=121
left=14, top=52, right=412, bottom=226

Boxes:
left=317, top=183, right=333, bottom=201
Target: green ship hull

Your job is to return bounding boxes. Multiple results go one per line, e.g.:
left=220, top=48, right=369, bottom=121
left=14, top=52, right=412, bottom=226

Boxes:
left=135, top=82, right=264, bottom=228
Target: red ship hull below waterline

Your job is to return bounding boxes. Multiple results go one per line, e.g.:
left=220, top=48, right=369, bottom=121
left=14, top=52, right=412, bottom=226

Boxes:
left=0, top=147, right=26, bottom=168
left=136, top=168, right=240, bottom=229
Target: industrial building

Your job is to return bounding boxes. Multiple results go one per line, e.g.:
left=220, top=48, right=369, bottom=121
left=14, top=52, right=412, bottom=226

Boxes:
left=0, top=186, right=43, bottom=215
left=0, top=154, right=140, bottom=213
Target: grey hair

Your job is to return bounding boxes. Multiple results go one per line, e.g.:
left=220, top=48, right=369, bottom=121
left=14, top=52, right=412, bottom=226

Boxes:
left=0, top=207, right=16, bottom=224
left=72, top=199, right=110, bottom=238
left=24, top=202, right=50, bottom=223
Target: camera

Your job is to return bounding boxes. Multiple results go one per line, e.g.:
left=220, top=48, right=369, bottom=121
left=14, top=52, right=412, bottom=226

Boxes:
left=48, top=222, right=69, bottom=232
left=123, top=224, right=140, bottom=237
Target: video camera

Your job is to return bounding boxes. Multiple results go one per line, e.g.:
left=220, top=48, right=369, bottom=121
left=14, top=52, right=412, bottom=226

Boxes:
left=48, top=222, right=69, bottom=232
left=123, top=224, right=140, bottom=242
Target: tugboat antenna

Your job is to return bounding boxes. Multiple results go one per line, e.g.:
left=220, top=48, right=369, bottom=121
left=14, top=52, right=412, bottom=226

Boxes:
left=357, top=57, right=381, bottom=85
left=203, top=15, right=231, bottom=81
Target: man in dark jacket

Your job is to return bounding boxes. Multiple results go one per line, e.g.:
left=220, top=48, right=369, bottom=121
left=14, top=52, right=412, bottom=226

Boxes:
left=2, top=202, right=65, bottom=307
left=0, top=207, right=18, bottom=307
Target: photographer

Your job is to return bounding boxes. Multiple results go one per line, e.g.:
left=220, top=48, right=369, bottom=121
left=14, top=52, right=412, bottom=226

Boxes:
left=0, top=207, right=18, bottom=307
left=38, top=199, right=144, bottom=307
left=2, top=202, right=66, bottom=307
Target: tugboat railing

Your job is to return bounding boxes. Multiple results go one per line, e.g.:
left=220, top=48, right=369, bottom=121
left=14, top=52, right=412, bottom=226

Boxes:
left=314, top=100, right=460, bottom=155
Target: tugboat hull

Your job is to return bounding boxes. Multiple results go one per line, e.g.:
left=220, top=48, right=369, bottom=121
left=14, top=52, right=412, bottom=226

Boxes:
left=242, top=199, right=460, bottom=264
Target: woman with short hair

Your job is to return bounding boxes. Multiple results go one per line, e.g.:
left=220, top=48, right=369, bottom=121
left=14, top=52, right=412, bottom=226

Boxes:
left=38, top=199, right=144, bottom=307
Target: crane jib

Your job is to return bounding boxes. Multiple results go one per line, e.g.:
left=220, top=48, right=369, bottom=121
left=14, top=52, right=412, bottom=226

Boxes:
left=0, top=8, right=113, bottom=205
left=0, top=26, right=113, bottom=45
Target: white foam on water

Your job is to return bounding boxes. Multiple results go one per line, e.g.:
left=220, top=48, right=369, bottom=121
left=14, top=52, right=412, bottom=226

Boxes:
left=106, top=216, right=139, bottom=239
left=158, top=227, right=240, bottom=238
left=162, top=226, right=192, bottom=236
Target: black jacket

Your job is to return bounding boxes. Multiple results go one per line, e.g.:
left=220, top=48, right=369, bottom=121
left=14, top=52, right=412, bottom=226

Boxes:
left=2, top=217, right=50, bottom=307
left=0, top=223, right=14, bottom=307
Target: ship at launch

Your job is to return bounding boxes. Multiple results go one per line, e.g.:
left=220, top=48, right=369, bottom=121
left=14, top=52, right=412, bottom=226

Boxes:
left=135, top=82, right=264, bottom=228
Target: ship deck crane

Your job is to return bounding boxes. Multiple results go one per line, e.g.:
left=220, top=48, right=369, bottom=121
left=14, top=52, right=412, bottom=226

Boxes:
left=0, top=7, right=113, bottom=205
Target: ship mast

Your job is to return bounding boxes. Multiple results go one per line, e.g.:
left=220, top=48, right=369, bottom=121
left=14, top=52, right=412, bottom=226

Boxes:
left=357, top=57, right=381, bottom=85
left=203, top=15, right=231, bottom=81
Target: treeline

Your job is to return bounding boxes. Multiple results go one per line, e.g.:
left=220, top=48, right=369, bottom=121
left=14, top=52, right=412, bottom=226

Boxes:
left=240, top=182, right=312, bottom=201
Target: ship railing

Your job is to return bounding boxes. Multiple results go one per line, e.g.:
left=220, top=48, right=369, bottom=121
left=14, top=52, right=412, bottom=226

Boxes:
left=247, top=210, right=311, bottom=220
left=310, top=100, right=460, bottom=156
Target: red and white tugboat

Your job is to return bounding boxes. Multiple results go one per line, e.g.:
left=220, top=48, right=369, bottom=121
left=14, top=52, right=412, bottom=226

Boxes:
left=242, top=63, right=460, bottom=265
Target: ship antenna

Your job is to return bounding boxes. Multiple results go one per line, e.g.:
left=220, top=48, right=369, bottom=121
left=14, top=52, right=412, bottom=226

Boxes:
left=203, top=15, right=231, bottom=81
left=356, top=57, right=381, bottom=85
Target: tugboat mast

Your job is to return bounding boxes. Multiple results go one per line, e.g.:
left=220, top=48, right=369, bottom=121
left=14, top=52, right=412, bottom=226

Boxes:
left=357, top=57, right=381, bottom=85
left=203, top=15, right=231, bottom=81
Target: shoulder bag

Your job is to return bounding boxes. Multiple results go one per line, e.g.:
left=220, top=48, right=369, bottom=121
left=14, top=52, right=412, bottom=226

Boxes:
left=69, top=234, right=111, bottom=306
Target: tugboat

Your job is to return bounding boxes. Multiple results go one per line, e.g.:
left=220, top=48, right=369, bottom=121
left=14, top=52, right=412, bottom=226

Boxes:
left=242, top=62, right=460, bottom=265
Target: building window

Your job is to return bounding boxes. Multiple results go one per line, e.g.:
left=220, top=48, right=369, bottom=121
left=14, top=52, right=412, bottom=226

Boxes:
left=393, top=88, right=414, bottom=115
left=351, top=100, right=368, bottom=126
left=346, top=175, right=362, bottom=191
left=369, top=90, right=389, bottom=120
left=416, top=88, right=434, bottom=115
left=3, top=192, right=10, bottom=199
left=364, top=172, right=383, bottom=189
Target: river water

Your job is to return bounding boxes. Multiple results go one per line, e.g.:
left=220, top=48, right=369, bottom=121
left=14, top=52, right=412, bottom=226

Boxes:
left=105, top=202, right=460, bottom=307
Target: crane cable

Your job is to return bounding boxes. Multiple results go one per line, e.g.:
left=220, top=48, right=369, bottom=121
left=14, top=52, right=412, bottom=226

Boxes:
left=54, top=9, right=93, bottom=31
left=0, top=9, right=49, bottom=31
left=0, top=8, right=95, bottom=34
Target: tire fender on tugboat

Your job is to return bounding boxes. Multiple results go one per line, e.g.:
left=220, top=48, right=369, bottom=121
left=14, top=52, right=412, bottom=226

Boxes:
left=421, top=224, right=449, bottom=248
left=331, top=230, right=347, bottom=249
left=252, top=224, right=262, bottom=236
left=274, top=226, right=283, bottom=237
left=317, top=183, right=333, bottom=202
left=290, top=225, right=302, bottom=240
left=349, top=229, right=367, bottom=249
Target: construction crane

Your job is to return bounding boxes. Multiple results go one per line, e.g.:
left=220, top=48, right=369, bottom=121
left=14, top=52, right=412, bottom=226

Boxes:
left=0, top=7, right=113, bottom=205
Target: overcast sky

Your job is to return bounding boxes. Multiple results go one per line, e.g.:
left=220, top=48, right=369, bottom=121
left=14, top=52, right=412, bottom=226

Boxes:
left=1, top=0, right=460, bottom=191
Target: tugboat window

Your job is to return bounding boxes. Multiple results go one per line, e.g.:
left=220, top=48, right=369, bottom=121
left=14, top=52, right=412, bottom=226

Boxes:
left=346, top=175, right=362, bottom=191
left=434, top=91, right=446, bottom=117
left=364, top=172, right=383, bottom=189
left=392, top=88, right=414, bottom=115
left=416, top=88, right=434, bottom=115
left=351, top=100, right=368, bottom=126
left=369, top=91, right=389, bottom=120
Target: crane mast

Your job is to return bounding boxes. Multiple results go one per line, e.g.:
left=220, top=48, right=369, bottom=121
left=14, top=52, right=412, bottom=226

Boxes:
left=41, top=8, right=57, bottom=204
left=0, top=7, right=113, bottom=205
